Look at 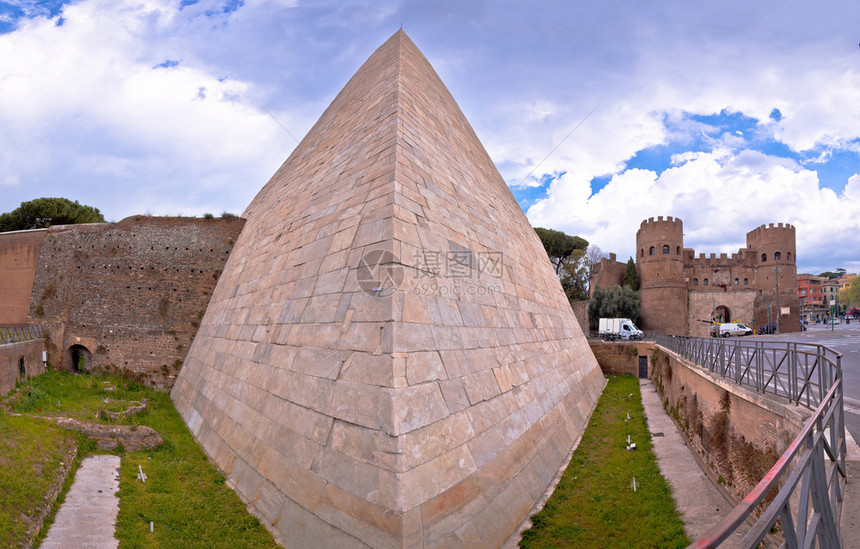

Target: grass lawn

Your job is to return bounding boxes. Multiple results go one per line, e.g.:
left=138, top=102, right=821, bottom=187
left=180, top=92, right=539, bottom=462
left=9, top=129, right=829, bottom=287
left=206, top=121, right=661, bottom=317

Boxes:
left=0, top=412, right=78, bottom=547
left=4, top=369, right=278, bottom=549
left=519, top=375, right=689, bottom=549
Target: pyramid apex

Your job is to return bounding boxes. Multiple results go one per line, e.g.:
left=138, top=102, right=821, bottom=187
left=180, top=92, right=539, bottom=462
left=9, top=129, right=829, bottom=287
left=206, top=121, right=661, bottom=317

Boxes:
left=174, top=30, right=603, bottom=549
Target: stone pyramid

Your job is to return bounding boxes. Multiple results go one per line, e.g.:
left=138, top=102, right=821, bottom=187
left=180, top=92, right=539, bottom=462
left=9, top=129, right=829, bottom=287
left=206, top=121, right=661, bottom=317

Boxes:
left=171, top=30, right=605, bottom=548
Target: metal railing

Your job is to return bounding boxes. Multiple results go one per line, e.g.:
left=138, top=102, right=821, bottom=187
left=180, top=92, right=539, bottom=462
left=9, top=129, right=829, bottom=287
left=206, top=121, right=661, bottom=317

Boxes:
left=0, top=325, right=45, bottom=345
left=655, top=335, right=841, bottom=408
left=654, top=335, right=846, bottom=548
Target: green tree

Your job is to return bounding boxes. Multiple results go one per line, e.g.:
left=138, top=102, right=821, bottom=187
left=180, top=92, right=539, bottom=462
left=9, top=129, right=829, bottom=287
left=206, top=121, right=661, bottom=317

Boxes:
left=0, top=198, right=104, bottom=232
left=588, top=285, right=641, bottom=329
left=534, top=227, right=588, bottom=274
left=534, top=227, right=590, bottom=303
left=621, top=257, right=639, bottom=291
left=840, top=277, right=860, bottom=307
left=817, top=270, right=845, bottom=280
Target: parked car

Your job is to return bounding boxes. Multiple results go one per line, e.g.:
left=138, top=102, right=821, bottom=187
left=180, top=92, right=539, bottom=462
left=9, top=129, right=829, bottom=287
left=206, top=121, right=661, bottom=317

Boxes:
left=719, top=322, right=753, bottom=337
left=758, top=321, right=777, bottom=334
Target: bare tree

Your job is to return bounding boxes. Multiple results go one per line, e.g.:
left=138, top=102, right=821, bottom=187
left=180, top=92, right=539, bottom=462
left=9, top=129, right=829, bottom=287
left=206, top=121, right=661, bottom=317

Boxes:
left=583, top=244, right=605, bottom=295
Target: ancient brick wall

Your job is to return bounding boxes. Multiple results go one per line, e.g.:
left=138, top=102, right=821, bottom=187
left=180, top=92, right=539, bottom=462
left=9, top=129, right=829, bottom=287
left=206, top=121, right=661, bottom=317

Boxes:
left=688, top=290, right=757, bottom=337
left=0, top=339, right=46, bottom=396
left=588, top=340, right=654, bottom=377
left=570, top=300, right=590, bottom=335
left=589, top=252, right=625, bottom=294
left=28, top=216, right=244, bottom=387
left=0, top=229, right=48, bottom=324
left=636, top=217, right=688, bottom=335
left=652, top=346, right=806, bottom=501
left=628, top=217, right=801, bottom=335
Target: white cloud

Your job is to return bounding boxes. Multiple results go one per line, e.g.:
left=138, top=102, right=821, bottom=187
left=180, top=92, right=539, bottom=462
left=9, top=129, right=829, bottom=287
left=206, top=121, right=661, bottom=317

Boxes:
left=0, top=0, right=290, bottom=218
left=527, top=149, right=860, bottom=272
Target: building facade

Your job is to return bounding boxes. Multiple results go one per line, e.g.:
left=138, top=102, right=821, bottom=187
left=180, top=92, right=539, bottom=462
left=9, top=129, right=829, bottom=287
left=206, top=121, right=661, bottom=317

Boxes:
left=592, top=216, right=801, bottom=337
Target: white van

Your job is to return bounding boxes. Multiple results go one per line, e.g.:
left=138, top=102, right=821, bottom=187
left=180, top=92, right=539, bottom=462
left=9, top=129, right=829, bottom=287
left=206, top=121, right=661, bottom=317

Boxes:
left=718, top=322, right=753, bottom=337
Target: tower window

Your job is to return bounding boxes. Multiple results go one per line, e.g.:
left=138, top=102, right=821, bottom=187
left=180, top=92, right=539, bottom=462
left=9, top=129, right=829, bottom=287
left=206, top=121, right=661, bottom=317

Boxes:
left=676, top=246, right=680, bottom=254
left=734, top=278, right=739, bottom=285
left=761, top=253, right=767, bottom=262
left=704, top=278, right=709, bottom=286
left=640, top=249, right=644, bottom=257
left=693, top=278, right=698, bottom=286
left=649, top=246, right=655, bottom=256
left=662, top=245, right=669, bottom=254
left=787, top=252, right=791, bottom=261
left=774, top=251, right=781, bottom=261
left=744, top=278, right=748, bottom=285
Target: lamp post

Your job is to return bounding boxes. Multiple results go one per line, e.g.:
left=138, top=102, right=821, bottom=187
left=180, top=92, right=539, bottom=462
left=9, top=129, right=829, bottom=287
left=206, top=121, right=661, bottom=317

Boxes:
left=773, top=267, right=781, bottom=334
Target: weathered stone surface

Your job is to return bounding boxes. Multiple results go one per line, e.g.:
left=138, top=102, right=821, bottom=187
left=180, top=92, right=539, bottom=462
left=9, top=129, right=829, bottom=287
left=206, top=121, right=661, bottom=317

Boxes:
left=171, top=30, right=605, bottom=548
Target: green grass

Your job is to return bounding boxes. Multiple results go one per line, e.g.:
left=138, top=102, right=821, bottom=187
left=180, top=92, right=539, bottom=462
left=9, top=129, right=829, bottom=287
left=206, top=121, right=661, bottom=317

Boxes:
left=519, top=375, right=689, bottom=549
left=4, top=370, right=278, bottom=549
left=0, top=412, right=78, bottom=547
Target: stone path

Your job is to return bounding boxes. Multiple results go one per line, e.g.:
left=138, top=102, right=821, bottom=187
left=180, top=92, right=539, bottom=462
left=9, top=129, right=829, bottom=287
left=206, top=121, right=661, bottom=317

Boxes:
left=639, top=379, right=745, bottom=548
left=41, top=454, right=121, bottom=549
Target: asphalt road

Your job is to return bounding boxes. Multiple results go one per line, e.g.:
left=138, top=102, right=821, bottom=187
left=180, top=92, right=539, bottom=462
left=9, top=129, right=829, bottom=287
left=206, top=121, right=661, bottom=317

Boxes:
left=745, top=322, right=860, bottom=449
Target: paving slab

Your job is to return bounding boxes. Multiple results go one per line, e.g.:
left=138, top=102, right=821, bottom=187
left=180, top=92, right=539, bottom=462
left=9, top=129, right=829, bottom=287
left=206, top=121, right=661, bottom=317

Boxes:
left=41, top=454, right=121, bottom=549
left=639, top=379, right=745, bottom=548
left=843, top=460, right=860, bottom=549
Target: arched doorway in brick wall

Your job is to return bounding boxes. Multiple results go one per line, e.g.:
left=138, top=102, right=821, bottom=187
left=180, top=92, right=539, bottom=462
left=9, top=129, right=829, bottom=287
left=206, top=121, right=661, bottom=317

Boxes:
left=715, top=305, right=732, bottom=324
left=66, top=345, right=92, bottom=372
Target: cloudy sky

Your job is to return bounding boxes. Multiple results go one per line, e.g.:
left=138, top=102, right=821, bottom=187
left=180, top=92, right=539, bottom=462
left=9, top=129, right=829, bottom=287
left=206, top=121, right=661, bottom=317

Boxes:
left=1, top=0, right=858, bottom=274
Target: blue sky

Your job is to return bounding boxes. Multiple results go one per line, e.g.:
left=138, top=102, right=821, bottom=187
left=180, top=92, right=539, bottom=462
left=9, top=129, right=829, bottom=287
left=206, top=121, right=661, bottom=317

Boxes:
left=0, top=0, right=859, bottom=274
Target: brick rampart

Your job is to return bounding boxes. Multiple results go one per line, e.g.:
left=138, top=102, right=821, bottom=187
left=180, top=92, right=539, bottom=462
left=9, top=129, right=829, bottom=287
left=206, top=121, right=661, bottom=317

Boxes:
left=0, top=339, right=46, bottom=396
left=28, top=216, right=244, bottom=387
left=651, top=346, right=807, bottom=501
left=588, top=340, right=654, bottom=377
left=570, top=300, right=590, bottom=335
left=0, top=229, right=48, bottom=324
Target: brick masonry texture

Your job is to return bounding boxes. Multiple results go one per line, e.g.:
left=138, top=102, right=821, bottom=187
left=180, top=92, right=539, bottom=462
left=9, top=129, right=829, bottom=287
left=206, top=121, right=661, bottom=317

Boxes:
left=171, top=30, right=605, bottom=548
left=0, top=339, right=45, bottom=396
left=0, top=229, right=48, bottom=324
left=587, top=340, right=653, bottom=377
left=593, top=216, right=800, bottom=336
left=26, top=216, right=244, bottom=387
left=652, top=347, right=806, bottom=502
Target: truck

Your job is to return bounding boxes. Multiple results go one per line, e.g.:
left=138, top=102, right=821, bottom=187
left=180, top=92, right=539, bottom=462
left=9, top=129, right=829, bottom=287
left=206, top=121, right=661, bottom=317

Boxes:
left=598, top=318, right=644, bottom=341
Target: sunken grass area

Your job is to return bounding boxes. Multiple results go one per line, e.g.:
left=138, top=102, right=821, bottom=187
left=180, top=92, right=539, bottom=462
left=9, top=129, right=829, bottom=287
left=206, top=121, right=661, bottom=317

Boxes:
left=519, top=375, right=689, bottom=549
left=0, top=412, right=77, bottom=547
left=3, top=369, right=278, bottom=548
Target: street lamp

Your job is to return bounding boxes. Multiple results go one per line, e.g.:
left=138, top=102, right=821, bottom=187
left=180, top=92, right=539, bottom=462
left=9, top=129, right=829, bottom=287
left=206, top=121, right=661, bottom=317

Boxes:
left=773, top=267, right=781, bottom=334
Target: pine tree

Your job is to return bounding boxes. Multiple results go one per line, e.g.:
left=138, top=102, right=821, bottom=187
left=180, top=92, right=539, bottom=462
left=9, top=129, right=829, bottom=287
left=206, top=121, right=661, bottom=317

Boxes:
left=622, top=257, right=639, bottom=290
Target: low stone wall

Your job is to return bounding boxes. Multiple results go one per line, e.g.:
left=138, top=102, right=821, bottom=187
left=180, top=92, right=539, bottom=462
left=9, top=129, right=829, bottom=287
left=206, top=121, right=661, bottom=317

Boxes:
left=0, top=339, right=46, bottom=396
left=650, top=345, right=808, bottom=503
left=588, top=340, right=654, bottom=377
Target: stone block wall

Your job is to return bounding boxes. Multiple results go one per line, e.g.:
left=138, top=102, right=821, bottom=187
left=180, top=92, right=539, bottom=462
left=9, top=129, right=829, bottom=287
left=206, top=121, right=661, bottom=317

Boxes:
left=28, top=216, right=243, bottom=387
left=0, top=339, right=46, bottom=396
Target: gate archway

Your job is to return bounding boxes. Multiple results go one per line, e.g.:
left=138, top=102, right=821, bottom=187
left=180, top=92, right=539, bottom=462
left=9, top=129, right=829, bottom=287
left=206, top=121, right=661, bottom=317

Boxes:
left=715, top=305, right=732, bottom=324
left=66, top=345, right=92, bottom=372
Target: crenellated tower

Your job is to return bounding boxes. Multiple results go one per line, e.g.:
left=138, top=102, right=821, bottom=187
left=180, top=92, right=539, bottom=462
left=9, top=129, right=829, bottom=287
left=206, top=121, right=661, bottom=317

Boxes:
left=746, top=223, right=800, bottom=331
left=636, top=216, right=688, bottom=335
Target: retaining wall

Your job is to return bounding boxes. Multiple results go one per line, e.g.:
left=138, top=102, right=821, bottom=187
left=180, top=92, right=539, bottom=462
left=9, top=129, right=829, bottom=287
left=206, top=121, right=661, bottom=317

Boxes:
left=0, top=339, right=46, bottom=396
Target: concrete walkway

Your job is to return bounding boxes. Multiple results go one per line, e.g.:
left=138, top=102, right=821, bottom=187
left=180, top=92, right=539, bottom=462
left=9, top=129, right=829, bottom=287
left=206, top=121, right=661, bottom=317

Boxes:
left=41, top=454, right=121, bottom=549
left=639, top=380, right=745, bottom=548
